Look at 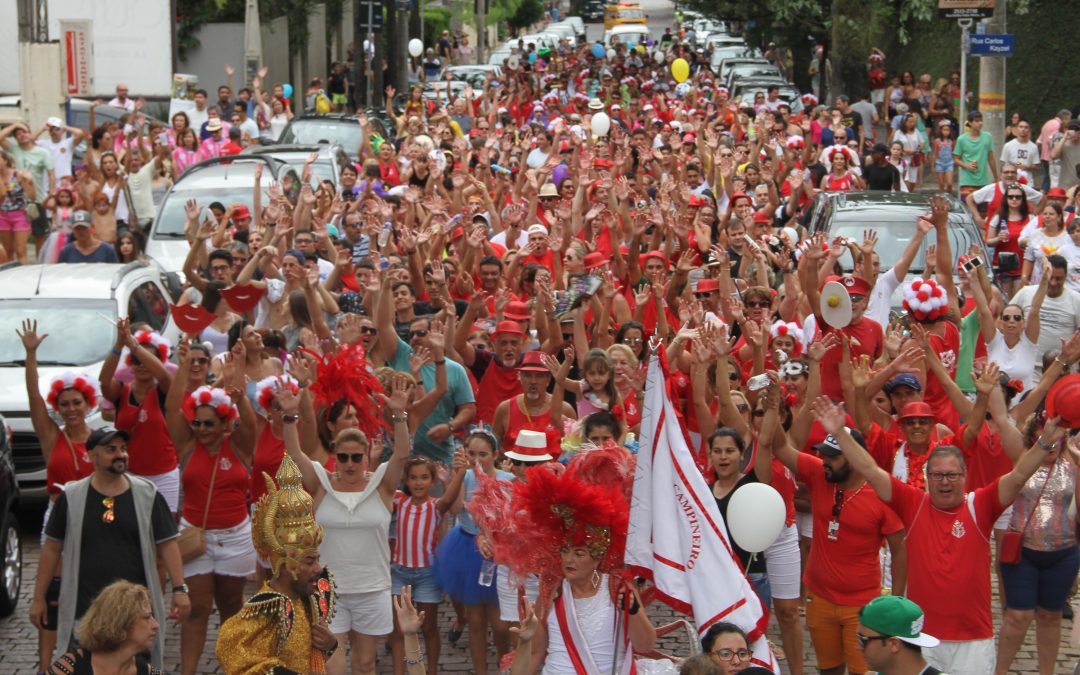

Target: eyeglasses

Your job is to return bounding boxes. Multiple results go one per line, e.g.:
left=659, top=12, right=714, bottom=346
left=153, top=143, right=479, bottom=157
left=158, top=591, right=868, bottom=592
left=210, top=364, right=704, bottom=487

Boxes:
left=928, top=471, right=964, bottom=482
left=190, top=357, right=210, bottom=366
left=210, top=264, right=231, bottom=273
left=745, top=300, right=770, bottom=309
left=849, top=294, right=866, bottom=303
left=1006, top=194, right=1023, bottom=201
left=901, top=417, right=932, bottom=427
left=360, top=326, right=378, bottom=335
left=102, top=497, right=116, bottom=524
left=735, top=403, right=748, bottom=412
left=294, top=238, right=315, bottom=245
left=190, top=419, right=218, bottom=429
left=510, top=458, right=541, bottom=466
left=752, top=410, right=765, bottom=418
left=1001, top=314, right=1023, bottom=322
left=409, top=329, right=428, bottom=340
left=336, top=452, right=366, bottom=464
left=856, top=633, right=890, bottom=649
left=712, top=648, right=751, bottom=660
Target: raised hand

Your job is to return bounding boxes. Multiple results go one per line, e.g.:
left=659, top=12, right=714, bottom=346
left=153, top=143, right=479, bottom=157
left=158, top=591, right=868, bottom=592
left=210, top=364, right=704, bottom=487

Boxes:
left=381, top=373, right=414, bottom=414
left=17, top=319, right=47, bottom=353
left=393, top=586, right=425, bottom=635
left=973, top=362, right=1000, bottom=396
left=810, top=395, right=846, bottom=434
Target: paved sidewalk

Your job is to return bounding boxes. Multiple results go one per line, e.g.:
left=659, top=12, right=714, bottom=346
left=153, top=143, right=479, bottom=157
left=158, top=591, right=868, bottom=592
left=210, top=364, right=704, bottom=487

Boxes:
left=2, top=527, right=1077, bottom=673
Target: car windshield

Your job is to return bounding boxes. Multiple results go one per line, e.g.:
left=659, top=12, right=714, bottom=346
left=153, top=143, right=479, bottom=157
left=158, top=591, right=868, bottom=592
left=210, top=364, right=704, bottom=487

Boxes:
left=829, top=214, right=979, bottom=273
left=280, top=120, right=362, bottom=155
left=0, top=300, right=117, bottom=366
left=618, top=9, right=644, bottom=18
left=280, top=158, right=336, bottom=187
left=154, top=187, right=263, bottom=238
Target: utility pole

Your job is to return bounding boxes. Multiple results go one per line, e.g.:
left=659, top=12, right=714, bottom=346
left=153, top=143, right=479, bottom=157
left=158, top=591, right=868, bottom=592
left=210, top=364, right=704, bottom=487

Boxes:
left=977, top=0, right=1008, bottom=148
left=354, top=0, right=367, bottom=107
left=476, top=0, right=486, bottom=65
left=396, top=0, right=410, bottom=93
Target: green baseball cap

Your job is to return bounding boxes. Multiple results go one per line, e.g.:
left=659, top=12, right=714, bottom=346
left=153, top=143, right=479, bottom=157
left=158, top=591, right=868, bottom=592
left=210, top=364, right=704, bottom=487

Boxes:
left=859, top=596, right=939, bottom=648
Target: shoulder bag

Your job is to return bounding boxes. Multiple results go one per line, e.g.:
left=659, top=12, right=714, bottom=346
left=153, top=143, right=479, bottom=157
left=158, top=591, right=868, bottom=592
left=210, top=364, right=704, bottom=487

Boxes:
left=178, top=453, right=220, bottom=563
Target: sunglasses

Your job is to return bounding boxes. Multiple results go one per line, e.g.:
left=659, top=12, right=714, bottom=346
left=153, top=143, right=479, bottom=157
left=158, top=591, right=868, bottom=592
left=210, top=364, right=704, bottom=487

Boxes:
left=191, top=419, right=218, bottom=429
left=190, top=357, right=210, bottom=366
left=849, top=294, right=866, bottom=303
left=510, top=458, right=542, bottom=467
left=1006, top=194, right=1023, bottom=201
left=902, top=417, right=932, bottom=427
left=745, top=300, right=770, bottom=309
left=1001, top=314, right=1023, bottom=322
left=409, top=329, right=428, bottom=340
left=361, top=326, right=378, bottom=335
left=856, top=633, right=890, bottom=649
left=102, top=497, right=116, bottom=523
left=336, top=452, right=366, bottom=464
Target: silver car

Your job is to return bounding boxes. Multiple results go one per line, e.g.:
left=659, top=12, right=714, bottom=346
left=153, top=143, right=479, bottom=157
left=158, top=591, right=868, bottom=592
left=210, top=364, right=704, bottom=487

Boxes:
left=0, top=261, right=180, bottom=500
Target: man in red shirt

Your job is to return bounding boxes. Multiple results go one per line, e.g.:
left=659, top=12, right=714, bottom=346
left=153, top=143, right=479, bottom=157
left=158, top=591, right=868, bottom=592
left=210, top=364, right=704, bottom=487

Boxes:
left=453, top=316, right=526, bottom=424
left=763, top=400, right=905, bottom=675
left=813, top=396, right=1064, bottom=675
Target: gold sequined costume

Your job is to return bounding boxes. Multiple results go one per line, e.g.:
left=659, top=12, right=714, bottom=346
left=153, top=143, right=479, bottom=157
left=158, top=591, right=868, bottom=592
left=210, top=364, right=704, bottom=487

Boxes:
left=216, top=455, right=336, bottom=675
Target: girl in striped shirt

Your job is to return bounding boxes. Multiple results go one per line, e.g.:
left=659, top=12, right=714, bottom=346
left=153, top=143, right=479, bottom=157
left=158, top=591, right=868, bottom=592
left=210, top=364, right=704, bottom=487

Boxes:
left=389, top=452, right=468, bottom=675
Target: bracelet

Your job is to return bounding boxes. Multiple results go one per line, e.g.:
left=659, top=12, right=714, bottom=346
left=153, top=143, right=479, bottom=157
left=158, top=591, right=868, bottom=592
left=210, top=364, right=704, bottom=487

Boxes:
left=111, top=348, right=123, bottom=357
left=171, top=583, right=189, bottom=594
left=282, top=414, right=300, bottom=424
left=628, top=597, right=640, bottom=615
left=1037, top=436, right=1057, bottom=451
left=390, top=412, right=409, bottom=424
left=324, top=643, right=338, bottom=658
left=403, top=654, right=424, bottom=666
left=434, top=359, right=446, bottom=365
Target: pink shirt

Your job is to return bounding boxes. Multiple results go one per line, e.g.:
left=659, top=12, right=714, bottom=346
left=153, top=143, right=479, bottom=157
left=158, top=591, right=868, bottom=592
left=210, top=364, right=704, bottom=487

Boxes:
left=1039, top=118, right=1061, bottom=162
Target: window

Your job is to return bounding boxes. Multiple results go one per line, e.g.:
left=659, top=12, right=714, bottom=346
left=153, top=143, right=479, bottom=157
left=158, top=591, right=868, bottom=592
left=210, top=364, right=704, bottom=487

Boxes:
left=127, top=281, right=169, bottom=332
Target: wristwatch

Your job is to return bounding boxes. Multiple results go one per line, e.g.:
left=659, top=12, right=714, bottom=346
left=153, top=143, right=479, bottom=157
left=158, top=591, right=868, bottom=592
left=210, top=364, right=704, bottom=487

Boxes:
left=171, top=583, right=190, bottom=594
left=282, top=414, right=300, bottom=424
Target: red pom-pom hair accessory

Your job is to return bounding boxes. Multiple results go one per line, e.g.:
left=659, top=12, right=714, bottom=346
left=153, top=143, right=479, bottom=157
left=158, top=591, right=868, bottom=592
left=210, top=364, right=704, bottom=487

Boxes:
left=123, top=330, right=171, bottom=367
left=46, top=371, right=101, bottom=411
left=182, top=385, right=238, bottom=424
left=255, top=375, right=300, bottom=415
left=769, top=320, right=805, bottom=355
left=901, top=278, right=949, bottom=323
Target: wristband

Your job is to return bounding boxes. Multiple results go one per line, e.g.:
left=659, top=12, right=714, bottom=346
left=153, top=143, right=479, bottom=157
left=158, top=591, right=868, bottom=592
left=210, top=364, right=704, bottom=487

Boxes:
left=111, top=348, right=123, bottom=357
left=434, top=359, right=446, bottom=365
left=390, top=412, right=409, bottom=424
left=403, top=655, right=423, bottom=665
left=1037, top=436, right=1057, bottom=451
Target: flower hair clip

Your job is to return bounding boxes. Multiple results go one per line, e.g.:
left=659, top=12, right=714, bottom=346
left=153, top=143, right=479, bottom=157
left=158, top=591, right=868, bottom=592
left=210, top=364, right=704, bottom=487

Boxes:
left=183, top=385, right=239, bottom=424
left=123, top=330, right=171, bottom=367
left=46, top=372, right=101, bottom=411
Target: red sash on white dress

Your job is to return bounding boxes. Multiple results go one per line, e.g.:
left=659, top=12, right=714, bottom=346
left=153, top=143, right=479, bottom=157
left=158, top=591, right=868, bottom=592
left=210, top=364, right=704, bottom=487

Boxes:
left=553, top=578, right=636, bottom=675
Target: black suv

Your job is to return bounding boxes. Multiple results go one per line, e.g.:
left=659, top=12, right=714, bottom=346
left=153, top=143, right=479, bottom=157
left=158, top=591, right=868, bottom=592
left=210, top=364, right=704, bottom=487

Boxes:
left=0, top=414, right=21, bottom=617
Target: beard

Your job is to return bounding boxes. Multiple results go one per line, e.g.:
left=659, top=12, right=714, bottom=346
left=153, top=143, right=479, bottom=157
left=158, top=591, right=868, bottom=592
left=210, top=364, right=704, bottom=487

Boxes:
left=823, top=461, right=851, bottom=484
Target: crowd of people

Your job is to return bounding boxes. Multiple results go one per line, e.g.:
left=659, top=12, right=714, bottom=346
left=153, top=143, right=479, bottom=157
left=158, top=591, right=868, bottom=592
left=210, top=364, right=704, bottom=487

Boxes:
left=7, top=11, right=1080, bottom=675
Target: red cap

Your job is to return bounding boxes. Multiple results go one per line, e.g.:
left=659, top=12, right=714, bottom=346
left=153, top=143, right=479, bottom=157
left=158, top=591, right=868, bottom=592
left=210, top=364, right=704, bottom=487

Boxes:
left=730, top=192, right=752, bottom=206
left=752, top=210, right=771, bottom=224
left=694, top=278, right=720, bottom=294
left=898, top=401, right=935, bottom=420
left=232, top=205, right=251, bottom=220
left=504, top=300, right=531, bottom=320
left=583, top=251, right=607, bottom=269
left=1047, top=187, right=1068, bottom=199
left=839, top=275, right=872, bottom=296
left=1047, top=374, right=1080, bottom=429
left=682, top=133, right=696, bottom=143
left=593, top=158, right=614, bottom=169
left=492, top=320, right=526, bottom=338
left=450, top=226, right=465, bottom=241
left=516, top=350, right=549, bottom=372
left=639, top=250, right=670, bottom=269
left=687, top=195, right=708, bottom=207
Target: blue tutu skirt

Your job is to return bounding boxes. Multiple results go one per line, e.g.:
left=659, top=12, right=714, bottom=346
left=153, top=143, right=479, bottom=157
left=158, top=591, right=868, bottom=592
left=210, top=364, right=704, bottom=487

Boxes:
left=434, top=526, right=499, bottom=606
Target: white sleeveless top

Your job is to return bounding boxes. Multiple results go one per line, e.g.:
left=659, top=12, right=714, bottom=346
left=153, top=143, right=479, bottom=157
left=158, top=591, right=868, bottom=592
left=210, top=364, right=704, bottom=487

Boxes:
left=543, top=575, right=616, bottom=674
left=313, top=461, right=391, bottom=593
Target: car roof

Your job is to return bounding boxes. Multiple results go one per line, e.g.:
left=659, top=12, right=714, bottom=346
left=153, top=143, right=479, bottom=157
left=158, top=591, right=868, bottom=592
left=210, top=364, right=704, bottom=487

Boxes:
left=243, top=143, right=338, bottom=156
left=825, top=191, right=967, bottom=212
left=171, top=159, right=275, bottom=189
left=608, top=24, right=650, bottom=33
left=0, top=262, right=150, bottom=299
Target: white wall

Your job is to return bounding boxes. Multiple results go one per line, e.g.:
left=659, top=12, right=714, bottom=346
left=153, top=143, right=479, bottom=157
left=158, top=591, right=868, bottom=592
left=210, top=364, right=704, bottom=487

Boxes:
left=180, top=23, right=246, bottom=97
left=47, top=0, right=173, bottom=96
left=0, top=0, right=20, bottom=94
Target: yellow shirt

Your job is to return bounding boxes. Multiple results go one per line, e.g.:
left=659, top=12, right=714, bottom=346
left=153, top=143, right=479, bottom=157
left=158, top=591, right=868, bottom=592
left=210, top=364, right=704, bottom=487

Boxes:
left=216, top=583, right=319, bottom=675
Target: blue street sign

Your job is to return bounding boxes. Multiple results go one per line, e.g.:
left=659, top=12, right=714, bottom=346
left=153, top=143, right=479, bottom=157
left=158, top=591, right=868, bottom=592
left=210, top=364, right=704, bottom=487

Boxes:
left=968, top=34, right=1014, bottom=56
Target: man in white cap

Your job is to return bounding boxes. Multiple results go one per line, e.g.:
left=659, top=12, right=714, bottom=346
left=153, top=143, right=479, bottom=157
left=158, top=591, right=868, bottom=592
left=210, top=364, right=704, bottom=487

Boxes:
left=856, top=596, right=941, bottom=675
left=34, top=117, right=85, bottom=180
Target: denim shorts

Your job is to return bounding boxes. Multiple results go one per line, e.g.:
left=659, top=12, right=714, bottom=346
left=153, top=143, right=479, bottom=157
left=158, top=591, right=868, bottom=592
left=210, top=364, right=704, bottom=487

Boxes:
left=1000, top=545, right=1080, bottom=611
left=390, top=563, right=442, bottom=604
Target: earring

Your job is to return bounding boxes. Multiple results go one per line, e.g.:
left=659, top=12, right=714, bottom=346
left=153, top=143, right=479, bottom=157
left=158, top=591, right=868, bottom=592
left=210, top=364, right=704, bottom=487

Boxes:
left=591, top=570, right=600, bottom=589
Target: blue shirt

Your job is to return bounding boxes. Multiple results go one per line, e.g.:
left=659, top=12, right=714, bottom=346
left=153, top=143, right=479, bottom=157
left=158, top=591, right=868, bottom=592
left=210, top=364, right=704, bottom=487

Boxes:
left=58, top=242, right=118, bottom=263
left=389, top=337, right=475, bottom=463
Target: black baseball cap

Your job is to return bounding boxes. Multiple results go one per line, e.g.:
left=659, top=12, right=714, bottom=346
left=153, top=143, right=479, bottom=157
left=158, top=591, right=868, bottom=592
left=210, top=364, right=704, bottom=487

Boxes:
left=86, top=426, right=130, bottom=451
left=813, top=427, right=865, bottom=457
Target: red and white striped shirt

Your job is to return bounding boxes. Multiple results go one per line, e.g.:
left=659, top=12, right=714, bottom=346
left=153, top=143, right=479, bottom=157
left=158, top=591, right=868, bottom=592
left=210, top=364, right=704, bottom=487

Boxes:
left=393, top=491, right=442, bottom=568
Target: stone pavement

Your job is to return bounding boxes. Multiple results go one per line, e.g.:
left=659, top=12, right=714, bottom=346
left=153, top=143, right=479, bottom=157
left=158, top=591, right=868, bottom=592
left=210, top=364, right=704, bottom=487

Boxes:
left=2, top=519, right=1078, bottom=673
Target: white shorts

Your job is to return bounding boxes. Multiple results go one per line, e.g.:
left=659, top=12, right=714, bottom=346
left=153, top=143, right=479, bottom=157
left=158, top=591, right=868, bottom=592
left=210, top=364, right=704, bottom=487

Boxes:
left=141, top=467, right=180, bottom=512
left=331, top=590, right=393, bottom=636
left=870, top=89, right=885, bottom=104
left=924, top=638, right=995, bottom=675
left=497, top=565, right=540, bottom=622
left=181, top=517, right=257, bottom=578
left=764, top=522, right=801, bottom=600
left=795, top=511, right=814, bottom=539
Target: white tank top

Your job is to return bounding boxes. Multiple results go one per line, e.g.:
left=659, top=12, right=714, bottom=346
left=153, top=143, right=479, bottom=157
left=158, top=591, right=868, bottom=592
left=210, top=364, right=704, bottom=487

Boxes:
left=543, top=575, right=616, bottom=674
left=313, top=461, right=391, bottom=593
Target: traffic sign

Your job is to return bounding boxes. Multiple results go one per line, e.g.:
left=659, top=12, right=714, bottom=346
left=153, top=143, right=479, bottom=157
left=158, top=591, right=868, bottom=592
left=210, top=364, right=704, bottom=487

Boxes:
left=969, top=34, right=1014, bottom=56
left=938, top=0, right=993, bottom=19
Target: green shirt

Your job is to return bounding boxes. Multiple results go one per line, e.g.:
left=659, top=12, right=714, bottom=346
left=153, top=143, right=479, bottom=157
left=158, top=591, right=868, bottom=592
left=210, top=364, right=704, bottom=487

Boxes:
left=956, top=309, right=981, bottom=393
left=5, top=138, right=53, bottom=201
left=954, top=130, right=994, bottom=188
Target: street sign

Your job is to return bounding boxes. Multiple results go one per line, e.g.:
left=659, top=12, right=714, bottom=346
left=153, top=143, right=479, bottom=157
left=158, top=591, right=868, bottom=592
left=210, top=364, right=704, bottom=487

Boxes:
left=938, top=0, right=993, bottom=19
left=969, top=33, right=1014, bottom=56
left=359, top=0, right=383, bottom=30
left=60, top=20, right=93, bottom=96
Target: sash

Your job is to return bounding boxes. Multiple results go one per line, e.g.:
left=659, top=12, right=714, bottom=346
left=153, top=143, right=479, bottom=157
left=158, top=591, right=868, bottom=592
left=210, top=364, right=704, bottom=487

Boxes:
left=553, top=579, right=636, bottom=675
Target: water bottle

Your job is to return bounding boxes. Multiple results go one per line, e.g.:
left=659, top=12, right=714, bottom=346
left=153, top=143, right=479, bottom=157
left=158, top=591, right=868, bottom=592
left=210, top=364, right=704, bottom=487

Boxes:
left=478, top=559, right=496, bottom=587
left=377, top=221, right=392, bottom=248
left=491, top=164, right=513, bottom=175
left=624, top=432, right=638, bottom=455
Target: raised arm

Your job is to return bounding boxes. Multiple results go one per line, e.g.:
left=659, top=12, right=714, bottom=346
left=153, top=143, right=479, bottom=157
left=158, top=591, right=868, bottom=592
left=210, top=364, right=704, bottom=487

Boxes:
left=999, top=418, right=1068, bottom=507
left=165, top=340, right=197, bottom=454
left=1025, top=261, right=1048, bottom=344
left=812, top=396, right=893, bottom=501
left=16, top=320, right=60, bottom=455
left=379, top=373, right=415, bottom=498
left=275, top=386, right=322, bottom=496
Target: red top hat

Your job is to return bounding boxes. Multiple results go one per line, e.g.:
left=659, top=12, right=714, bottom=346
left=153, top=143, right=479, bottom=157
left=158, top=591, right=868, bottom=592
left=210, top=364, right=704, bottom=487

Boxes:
left=1047, top=374, right=1080, bottom=429
left=516, top=350, right=549, bottom=372
left=504, top=301, right=531, bottom=321
left=898, top=401, right=934, bottom=420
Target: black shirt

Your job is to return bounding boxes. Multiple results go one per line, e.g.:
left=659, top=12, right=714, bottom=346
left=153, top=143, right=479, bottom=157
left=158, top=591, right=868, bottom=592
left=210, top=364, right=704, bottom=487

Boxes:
left=46, top=482, right=177, bottom=617
left=713, top=472, right=766, bottom=574
left=864, top=162, right=900, bottom=191
left=840, top=111, right=863, bottom=142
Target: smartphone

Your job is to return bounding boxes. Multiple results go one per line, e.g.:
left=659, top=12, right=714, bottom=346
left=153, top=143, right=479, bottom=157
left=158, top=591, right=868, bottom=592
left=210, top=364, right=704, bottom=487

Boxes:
left=747, top=373, right=771, bottom=392
left=962, top=256, right=983, bottom=272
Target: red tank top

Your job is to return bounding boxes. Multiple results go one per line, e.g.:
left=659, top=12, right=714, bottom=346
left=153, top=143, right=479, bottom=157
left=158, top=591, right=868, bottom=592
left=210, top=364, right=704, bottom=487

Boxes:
left=825, top=173, right=855, bottom=192
left=114, top=383, right=178, bottom=476
left=475, top=356, right=523, bottom=424
left=181, top=438, right=249, bottom=529
left=46, top=434, right=93, bottom=496
left=503, top=396, right=562, bottom=458
left=250, top=424, right=285, bottom=504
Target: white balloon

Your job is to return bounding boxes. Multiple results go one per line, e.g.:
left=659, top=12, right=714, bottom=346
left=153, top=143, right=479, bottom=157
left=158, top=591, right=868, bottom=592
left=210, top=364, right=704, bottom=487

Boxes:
left=408, top=39, right=424, bottom=58
left=591, top=111, right=611, bottom=137
left=606, top=48, right=616, bottom=60
left=653, top=50, right=665, bottom=63
left=727, top=483, right=785, bottom=554
left=508, top=54, right=520, bottom=70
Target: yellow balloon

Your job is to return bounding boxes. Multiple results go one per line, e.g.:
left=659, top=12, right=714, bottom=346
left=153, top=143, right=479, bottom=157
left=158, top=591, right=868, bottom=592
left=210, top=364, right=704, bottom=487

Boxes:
left=671, top=58, right=690, bottom=83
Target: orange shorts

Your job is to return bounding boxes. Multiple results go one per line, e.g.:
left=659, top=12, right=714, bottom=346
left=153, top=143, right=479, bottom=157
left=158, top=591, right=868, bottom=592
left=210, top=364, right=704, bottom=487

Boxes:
left=804, top=589, right=868, bottom=673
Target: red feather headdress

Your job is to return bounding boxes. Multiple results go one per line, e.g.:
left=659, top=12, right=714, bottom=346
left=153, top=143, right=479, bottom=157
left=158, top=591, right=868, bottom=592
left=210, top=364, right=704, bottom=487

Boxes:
left=300, top=343, right=388, bottom=440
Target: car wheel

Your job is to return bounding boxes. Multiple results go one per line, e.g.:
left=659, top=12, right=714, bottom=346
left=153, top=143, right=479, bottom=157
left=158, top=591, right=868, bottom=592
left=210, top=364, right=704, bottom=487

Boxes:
left=0, top=511, right=21, bottom=617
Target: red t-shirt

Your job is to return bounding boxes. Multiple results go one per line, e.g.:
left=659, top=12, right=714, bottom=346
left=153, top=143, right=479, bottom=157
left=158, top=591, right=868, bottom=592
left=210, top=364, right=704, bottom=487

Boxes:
left=46, top=435, right=93, bottom=496
left=923, top=321, right=961, bottom=431
left=181, top=439, right=250, bottom=529
left=471, top=349, right=523, bottom=425
left=114, top=384, right=178, bottom=476
left=887, top=477, right=1003, bottom=640
left=797, top=453, right=903, bottom=606
left=817, top=317, right=884, bottom=401
left=250, top=424, right=285, bottom=504
left=955, top=423, right=1013, bottom=491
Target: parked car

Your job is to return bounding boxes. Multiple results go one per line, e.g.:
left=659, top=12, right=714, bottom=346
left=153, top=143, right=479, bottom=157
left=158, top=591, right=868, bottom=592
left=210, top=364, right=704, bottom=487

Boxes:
left=0, top=413, right=19, bottom=618
left=0, top=261, right=180, bottom=501
left=242, top=143, right=352, bottom=189
left=552, top=17, right=586, bottom=38
left=716, top=57, right=773, bottom=84
left=708, top=45, right=762, bottom=71
left=732, top=79, right=804, bottom=113
left=723, top=63, right=784, bottom=91
left=441, top=65, right=504, bottom=88
left=603, top=24, right=651, bottom=48
left=278, top=113, right=387, bottom=161
left=809, top=191, right=990, bottom=309
left=146, top=155, right=301, bottom=274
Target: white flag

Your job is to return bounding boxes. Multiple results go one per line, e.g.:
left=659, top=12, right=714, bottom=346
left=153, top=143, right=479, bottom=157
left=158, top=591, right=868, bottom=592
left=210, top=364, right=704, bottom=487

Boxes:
left=626, top=348, right=778, bottom=672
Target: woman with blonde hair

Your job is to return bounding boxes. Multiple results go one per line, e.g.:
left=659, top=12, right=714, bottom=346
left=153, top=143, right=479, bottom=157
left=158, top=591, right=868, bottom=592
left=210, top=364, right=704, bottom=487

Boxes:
left=47, top=580, right=163, bottom=674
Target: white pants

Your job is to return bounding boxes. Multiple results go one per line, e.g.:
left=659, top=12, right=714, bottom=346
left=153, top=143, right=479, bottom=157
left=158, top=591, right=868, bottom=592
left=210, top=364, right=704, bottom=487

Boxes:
left=925, top=638, right=995, bottom=675
left=497, top=565, right=539, bottom=622
left=765, top=522, right=801, bottom=600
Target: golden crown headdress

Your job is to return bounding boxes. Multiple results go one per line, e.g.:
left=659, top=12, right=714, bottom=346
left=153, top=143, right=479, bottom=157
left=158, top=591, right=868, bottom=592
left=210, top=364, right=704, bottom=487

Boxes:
left=252, top=454, right=323, bottom=580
